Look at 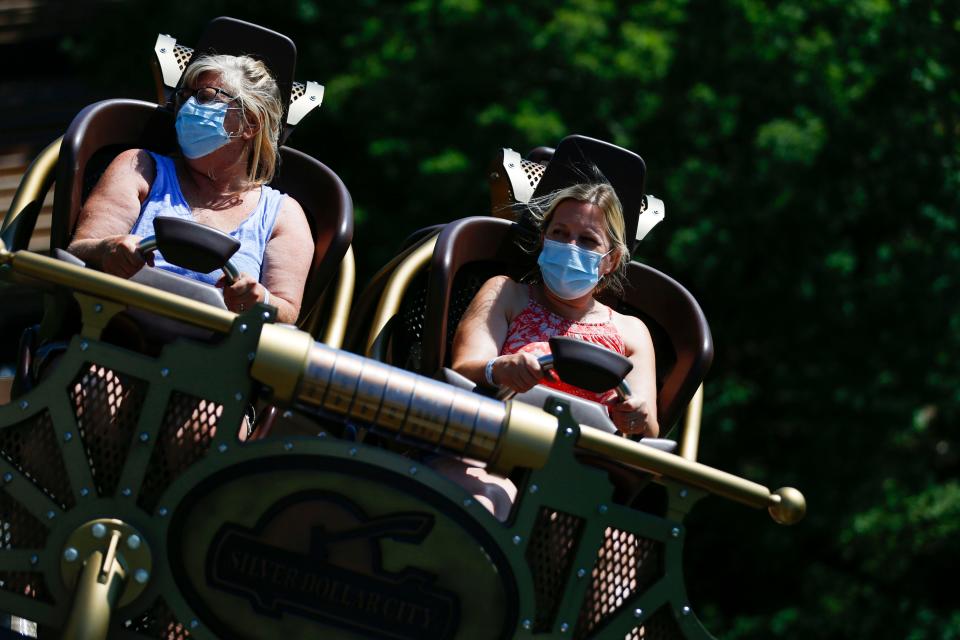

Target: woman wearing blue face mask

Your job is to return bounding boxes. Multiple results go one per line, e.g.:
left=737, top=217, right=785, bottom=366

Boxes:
left=451, top=183, right=659, bottom=438
left=68, top=54, right=314, bottom=324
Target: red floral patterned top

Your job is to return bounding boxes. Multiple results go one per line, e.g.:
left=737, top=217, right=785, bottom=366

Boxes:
left=500, top=290, right=625, bottom=404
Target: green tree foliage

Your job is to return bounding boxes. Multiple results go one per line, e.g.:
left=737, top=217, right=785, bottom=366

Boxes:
left=54, top=0, right=960, bottom=636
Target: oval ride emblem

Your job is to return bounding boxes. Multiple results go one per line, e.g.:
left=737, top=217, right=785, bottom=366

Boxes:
left=168, top=455, right=517, bottom=640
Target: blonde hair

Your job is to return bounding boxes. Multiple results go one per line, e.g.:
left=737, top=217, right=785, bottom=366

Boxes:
left=182, top=54, right=283, bottom=185
left=527, top=182, right=630, bottom=295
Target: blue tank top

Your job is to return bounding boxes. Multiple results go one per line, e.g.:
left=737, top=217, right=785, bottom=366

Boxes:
left=129, top=152, right=285, bottom=285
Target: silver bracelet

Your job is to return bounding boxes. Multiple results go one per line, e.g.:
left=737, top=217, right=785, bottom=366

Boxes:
left=484, top=358, right=497, bottom=386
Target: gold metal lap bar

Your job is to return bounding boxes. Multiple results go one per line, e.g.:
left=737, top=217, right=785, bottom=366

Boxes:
left=252, top=325, right=806, bottom=524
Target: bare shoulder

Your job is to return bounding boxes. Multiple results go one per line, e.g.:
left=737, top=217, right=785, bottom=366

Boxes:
left=272, top=195, right=311, bottom=236
left=109, top=149, right=156, bottom=191
left=476, top=275, right=527, bottom=312
left=611, top=309, right=654, bottom=353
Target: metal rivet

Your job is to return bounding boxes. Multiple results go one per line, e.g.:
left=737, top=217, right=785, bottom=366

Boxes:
left=564, top=427, right=574, bottom=437
left=309, top=95, right=317, bottom=102
left=79, top=487, right=89, bottom=497
left=239, top=323, right=249, bottom=333
left=160, top=368, right=170, bottom=377
left=235, top=392, right=244, bottom=401
left=409, top=466, right=418, bottom=475
left=30, top=554, right=38, bottom=565
left=63, top=547, right=78, bottom=562
left=121, top=487, right=132, bottom=497
left=218, top=443, right=228, bottom=453
left=284, top=442, right=294, bottom=451
left=598, top=504, right=608, bottom=514
left=94, top=303, right=103, bottom=313
left=190, top=620, right=199, bottom=629
left=317, top=431, right=327, bottom=439
left=262, top=311, right=271, bottom=320
left=556, top=405, right=565, bottom=413
left=159, top=47, right=166, bottom=53
left=521, top=619, right=532, bottom=630
left=560, top=622, right=569, bottom=633
left=46, top=510, right=55, bottom=520
left=671, top=527, right=681, bottom=538
left=682, top=605, right=691, bottom=616
left=512, top=535, right=522, bottom=545
left=282, top=410, right=293, bottom=419
left=158, top=507, right=168, bottom=517
left=134, top=568, right=150, bottom=584
left=3, top=472, right=13, bottom=483
left=127, top=535, right=141, bottom=550
left=679, top=488, right=689, bottom=498
left=633, top=608, right=643, bottom=619
left=576, top=568, right=587, bottom=578
left=529, top=484, right=539, bottom=494
left=139, top=432, right=150, bottom=442
left=63, top=432, right=73, bottom=442
left=248, top=352, right=256, bottom=361
left=80, top=341, right=88, bottom=351
left=18, top=400, right=28, bottom=410
left=348, top=447, right=358, bottom=456
left=91, top=523, right=107, bottom=538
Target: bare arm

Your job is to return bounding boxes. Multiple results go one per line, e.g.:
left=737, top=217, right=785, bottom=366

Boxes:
left=225, top=196, right=313, bottom=324
left=608, top=313, right=660, bottom=437
left=68, top=149, right=154, bottom=276
left=451, top=276, right=543, bottom=390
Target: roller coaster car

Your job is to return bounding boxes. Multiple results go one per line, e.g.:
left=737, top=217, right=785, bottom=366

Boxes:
left=0, top=20, right=803, bottom=640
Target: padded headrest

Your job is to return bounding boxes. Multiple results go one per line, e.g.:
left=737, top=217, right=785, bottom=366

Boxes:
left=528, top=135, right=648, bottom=252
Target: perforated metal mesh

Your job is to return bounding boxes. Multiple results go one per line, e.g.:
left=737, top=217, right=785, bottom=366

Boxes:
left=137, top=392, right=222, bottom=513
left=0, top=410, right=74, bottom=510
left=126, top=597, right=190, bottom=639
left=0, top=490, right=48, bottom=550
left=625, top=606, right=685, bottom=640
left=444, top=263, right=506, bottom=364
left=173, top=44, right=193, bottom=71
left=70, top=364, right=148, bottom=497
left=526, top=507, right=585, bottom=631
left=574, top=527, right=662, bottom=638
left=0, top=571, right=54, bottom=604
left=291, top=81, right=306, bottom=102
left=394, top=270, right=429, bottom=370
left=521, top=158, right=547, bottom=191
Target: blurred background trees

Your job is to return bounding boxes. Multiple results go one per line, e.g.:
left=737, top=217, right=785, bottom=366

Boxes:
left=3, top=0, right=958, bottom=636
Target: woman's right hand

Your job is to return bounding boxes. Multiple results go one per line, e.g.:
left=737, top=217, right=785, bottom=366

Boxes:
left=491, top=352, right=544, bottom=393
left=100, top=234, right=151, bottom=278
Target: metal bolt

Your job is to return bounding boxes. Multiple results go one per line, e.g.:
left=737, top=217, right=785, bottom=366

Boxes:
left=18, top=400, right=28, bottom=410
left=134, top=568, right=149, bottom=584
left=679, top=488, right=689, bottom=498
left=94, top=303, right=103, bottom=313
left=80, top=341, right=88, bottom=351
left=248, top=352, right=256, bottom=361
left=91, top=523, right=107, bottom=538
left=3, top=473, right=12, bottom=483
left=63, top=432, right=73, bottom=442
left=576, top=568, right=587, bottom=579
left=79, top=487, right=89, bottom=497
left=284, top=441, right=294, bottom=451
left=564, top=427, right=574, bottom=437
left=529, top=484, right=539, bottom=494
left=239, top=323, right=249, bottom=333
left=158, top=507, right=168, bottom=517
left=262, top=311, right=271, bottom=320
left=235, top=392, right=244, bottom=401
left=598, top=504, right=608, bottom=514
left=348, top=447, right=358, bottom=456
left=682, top=605, right=691, bottom=616
left=282, top=410, right=293, bottom=419
left=317, top=431, right=327, bottom=439
left=463, top=498, right=473, bottom=506
left=633, top=608, right=643, bottom=619
left=512, top=535, right=522, bottom=545
left=127, top=535, right=142, bottom=550
left=560, top=622, right=569, bottom=633
left=121, top=487, right=132, bottom=497
left=521, top=619, right=532, bottom=630
left=46, top=510, right=55, bottom=520
left=218, top=443, right=228, bottom=453
left=160, top=368, right=170, bottom=377
left=190, top=620, right=199, bottom=629
left=409, top=466, right=418, bottom=475
left=63, top=547, right=78, bottom=562
left=139, top=432, right=150, bottom=442
left=671, top=527, right=680, bottom=538
left=30, top=554, right=38, bottom=565
left=556, top=405, right=564, bottom=413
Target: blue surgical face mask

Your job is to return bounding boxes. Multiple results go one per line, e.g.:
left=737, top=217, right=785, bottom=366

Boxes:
left=175, top=97, right=236, bottom=159
left=538, top=239, right=612, bottom=300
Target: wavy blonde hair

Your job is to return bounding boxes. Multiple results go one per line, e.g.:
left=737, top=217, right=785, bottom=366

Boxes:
left=526, top=182, right=630, bottom=295
left=182, top=54, right=283, bottom=185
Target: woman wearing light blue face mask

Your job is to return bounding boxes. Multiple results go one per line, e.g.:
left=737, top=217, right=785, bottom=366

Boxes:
left=68, top=54, right=314, bottom=324
left=451, top=182, right=659, bottom=438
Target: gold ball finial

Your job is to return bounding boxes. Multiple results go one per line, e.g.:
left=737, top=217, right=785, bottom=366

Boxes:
left=768, top=487, right=806, bottom=525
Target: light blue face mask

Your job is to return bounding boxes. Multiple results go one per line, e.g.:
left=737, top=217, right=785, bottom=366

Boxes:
left=175, top=97, right=236, bottom=159
left=538, top=239, right=612, bottom=300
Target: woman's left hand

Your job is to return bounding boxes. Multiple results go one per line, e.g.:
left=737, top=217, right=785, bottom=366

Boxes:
left=608, top=395, right=657, bottom=437
left=217, top=272, right=267, bottom=313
